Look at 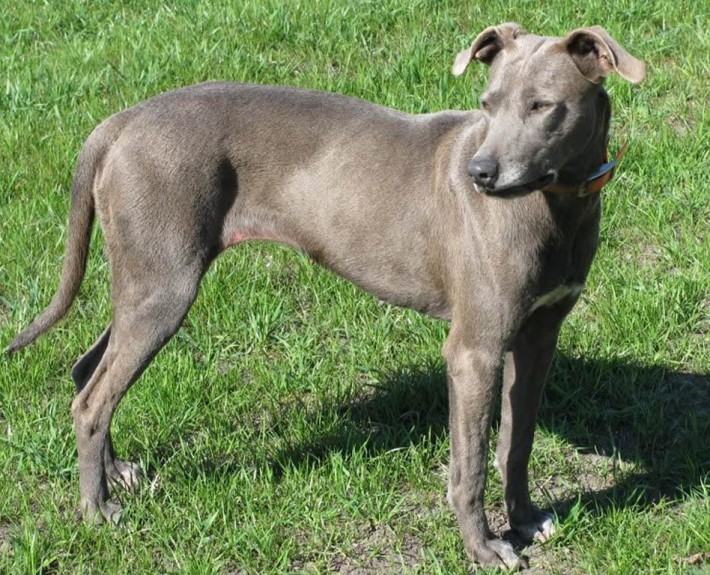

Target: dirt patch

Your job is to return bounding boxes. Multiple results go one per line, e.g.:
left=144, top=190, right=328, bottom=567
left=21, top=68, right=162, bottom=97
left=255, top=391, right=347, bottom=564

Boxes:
left=687, top=552, right=710, bottom=565
left=0, top=523, right=12, bottom=557
left=288, top=519, right=425, bottom=574
left=635, top=242, right=664, bottom=269
left=680, top=552, right=710, bottom=575
left=536, top=449, right=620, bottom=507
left=666, top=114, right=694, bottom=138
left=328, top=524, right=423, bottom=574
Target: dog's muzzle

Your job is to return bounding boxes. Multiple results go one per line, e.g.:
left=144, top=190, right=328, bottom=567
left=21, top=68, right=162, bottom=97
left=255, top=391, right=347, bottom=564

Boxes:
left=469, top=162, right=557, bottom=196
left=467, top=157, right=499, bottom=189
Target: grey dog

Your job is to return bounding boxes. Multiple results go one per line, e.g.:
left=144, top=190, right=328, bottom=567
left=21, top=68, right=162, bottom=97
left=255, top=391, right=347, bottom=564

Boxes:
left=8, top=23, right=645, bottom=569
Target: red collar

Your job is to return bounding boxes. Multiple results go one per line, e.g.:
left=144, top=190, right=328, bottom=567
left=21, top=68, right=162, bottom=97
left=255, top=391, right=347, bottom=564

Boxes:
left=543, top=141, right=628, bottom=197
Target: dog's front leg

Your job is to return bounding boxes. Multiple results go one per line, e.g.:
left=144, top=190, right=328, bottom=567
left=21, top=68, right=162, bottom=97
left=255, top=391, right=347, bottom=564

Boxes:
left=496, top=302, right=576, bottom=543
left=443, top=326, right=522, bottom=570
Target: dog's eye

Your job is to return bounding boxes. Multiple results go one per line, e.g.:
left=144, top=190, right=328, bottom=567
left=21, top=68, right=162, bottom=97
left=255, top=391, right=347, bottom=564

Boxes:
left=530, top=101, right=553, bottom=112
left=480, top=98, right=491, bottom=112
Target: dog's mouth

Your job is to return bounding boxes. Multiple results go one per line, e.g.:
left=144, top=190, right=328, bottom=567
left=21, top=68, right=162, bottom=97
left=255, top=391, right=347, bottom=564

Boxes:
left=478, top=173, right=556, bottom=197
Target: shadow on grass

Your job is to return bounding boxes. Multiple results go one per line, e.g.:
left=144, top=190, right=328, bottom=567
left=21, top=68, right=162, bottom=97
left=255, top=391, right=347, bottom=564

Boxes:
left=269, top=354, right=710, bottom=516
left=146, top=350, right=709, bottom=534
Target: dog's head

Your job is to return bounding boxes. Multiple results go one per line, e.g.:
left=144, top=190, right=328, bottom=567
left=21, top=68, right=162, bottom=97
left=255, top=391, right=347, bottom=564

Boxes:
left=453, top=24, right=646, bottom=195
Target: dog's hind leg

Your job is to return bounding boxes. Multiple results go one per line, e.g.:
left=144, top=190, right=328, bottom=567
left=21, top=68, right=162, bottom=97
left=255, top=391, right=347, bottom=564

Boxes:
left=71, top=259, right=204, bottom=524
left=72, top=326, right=112, bottom=388
left=72, top=325, right=143, bottom=491
left=495, top=300, right=576, bottom=543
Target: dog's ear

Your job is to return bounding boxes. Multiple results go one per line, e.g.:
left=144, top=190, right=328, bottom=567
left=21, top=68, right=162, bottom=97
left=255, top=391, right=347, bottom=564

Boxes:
left=452, top=23, right=524, bottom=76
left=563, top=26, right=646, bottom=84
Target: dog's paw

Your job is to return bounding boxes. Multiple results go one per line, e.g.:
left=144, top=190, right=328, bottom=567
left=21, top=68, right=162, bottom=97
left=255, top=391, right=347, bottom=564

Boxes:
left=100, top=500, right=124, bottom=525
left=468, top=536, right=527, bottom=570
left=511, top=509, right=555, bottom=543
left=107, top=458, right=143, bottom=492
left=80, top=498, right=124, bottom=525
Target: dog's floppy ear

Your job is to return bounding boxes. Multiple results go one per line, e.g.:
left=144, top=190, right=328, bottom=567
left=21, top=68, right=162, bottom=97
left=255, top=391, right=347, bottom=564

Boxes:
left=452, top=23, right=524, bottom=76
left=563, top=26, right=646, bottom=84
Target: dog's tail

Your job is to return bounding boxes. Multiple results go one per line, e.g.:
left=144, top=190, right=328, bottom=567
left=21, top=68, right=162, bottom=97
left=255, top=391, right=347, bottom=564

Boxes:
left=6, top=118, right=123, bottom=354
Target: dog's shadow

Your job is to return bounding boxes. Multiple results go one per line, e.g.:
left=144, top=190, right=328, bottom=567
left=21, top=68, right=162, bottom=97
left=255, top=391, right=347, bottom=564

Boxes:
left=149, top=351, right=709, bottom=536
left=268, top=354, right=710, bottom=520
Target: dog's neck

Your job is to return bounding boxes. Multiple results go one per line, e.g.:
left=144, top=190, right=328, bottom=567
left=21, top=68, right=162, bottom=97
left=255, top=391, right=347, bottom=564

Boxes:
left=554, top=90, right=612, bottom=191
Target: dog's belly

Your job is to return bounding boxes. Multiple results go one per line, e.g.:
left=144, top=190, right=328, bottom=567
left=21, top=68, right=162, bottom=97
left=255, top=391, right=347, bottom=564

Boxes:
left=222, top=225, right=453, bottom=320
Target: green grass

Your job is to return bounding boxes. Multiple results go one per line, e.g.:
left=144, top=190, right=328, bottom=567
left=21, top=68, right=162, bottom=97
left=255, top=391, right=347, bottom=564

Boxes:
left=1, top=1, right=708, bottom=573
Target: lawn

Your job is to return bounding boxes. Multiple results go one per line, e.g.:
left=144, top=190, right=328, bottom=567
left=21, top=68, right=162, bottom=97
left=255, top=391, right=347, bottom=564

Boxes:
left=1, top=0, right=708, bottom=573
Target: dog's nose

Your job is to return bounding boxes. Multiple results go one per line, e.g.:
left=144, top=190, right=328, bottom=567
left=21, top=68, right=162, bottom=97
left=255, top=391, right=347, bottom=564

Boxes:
left=467, top=157, right=499, bottom=189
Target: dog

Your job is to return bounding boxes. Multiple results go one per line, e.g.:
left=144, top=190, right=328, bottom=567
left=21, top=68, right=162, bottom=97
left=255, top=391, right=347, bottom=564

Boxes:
left=8, top=23, right=645, bottom=569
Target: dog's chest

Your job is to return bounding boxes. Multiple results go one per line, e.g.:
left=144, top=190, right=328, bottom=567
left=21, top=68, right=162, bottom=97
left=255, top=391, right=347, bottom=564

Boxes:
left=510, top=197, right=599, bottom=315
left=529, top=282, right=584, bottom=313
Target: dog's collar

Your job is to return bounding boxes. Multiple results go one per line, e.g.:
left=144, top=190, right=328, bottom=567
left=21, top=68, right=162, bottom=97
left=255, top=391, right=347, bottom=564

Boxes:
left=543, top=141, right=628, bottom=197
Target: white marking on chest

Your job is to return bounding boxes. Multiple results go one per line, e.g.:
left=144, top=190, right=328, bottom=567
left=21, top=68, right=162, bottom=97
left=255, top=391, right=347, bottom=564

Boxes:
left=530, top=283, right=584, bottom=313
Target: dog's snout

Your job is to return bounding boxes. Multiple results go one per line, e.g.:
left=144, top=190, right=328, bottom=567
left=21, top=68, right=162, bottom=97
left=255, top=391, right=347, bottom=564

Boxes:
left=467, top=157, right=499, bottom=189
